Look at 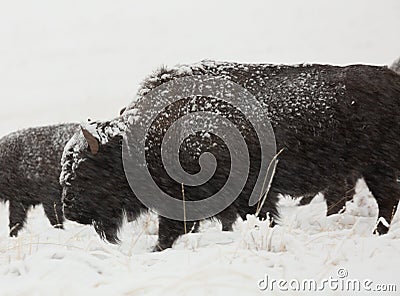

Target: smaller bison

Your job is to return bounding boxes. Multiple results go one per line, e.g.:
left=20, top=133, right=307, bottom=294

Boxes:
left=0, top=123, right=79, bottom=236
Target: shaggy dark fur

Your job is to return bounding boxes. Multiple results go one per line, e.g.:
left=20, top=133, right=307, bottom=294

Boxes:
left=0, top=123, right=79, bottom=236
left=61, top=61, right=400, bottom=250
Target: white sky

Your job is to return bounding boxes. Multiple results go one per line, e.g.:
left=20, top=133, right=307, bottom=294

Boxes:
left=0, top=0, right=399, bottom=137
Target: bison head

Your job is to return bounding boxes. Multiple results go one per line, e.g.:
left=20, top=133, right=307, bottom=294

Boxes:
left=60, top=121, right=137, bottom=243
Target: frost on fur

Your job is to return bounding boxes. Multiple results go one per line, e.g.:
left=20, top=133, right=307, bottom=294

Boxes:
left=0, top=123, right=79, bottom=236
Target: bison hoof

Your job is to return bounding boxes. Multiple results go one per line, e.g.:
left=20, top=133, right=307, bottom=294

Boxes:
left=53, top=224, right=64, bottom=229
left=9, top=229, right=19, bottom=237
left=9, top=224, right=21, bottom=237
left=152, top=245, right=164, bottom=252
left=152, top=242, right=173, bottom=252
left=374, top=223, right=389, bottom=235
left=222, top=225, right=233, bottom=232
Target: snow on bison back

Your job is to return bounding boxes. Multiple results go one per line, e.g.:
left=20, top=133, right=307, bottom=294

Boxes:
left=62, top=61, right=400, bottom=250
left=0, top=123, right=79, bottom=236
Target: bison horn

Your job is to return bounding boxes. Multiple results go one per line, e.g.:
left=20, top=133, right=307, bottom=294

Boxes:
left=119, top=107, right=127, bottom=116
left=81, top=127, right=99, bottom=155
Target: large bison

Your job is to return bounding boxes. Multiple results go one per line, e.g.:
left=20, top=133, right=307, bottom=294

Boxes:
left=0, top=123, right=79, bottom=236
left=61, top=61, right=400, bottom=250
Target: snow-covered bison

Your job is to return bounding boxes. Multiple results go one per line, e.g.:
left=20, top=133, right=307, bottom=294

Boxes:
left=0, top=123, right=79, bottom=236
left=61, top=61, right=400, bottom=250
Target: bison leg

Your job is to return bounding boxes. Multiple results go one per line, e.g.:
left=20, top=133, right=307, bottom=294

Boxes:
left=43, top=199, right=64, bottom=229
left=253, top=190, right=280, bottom=227
left=326, top=174, right=358, bottom=215
left=236, top=190, right=279, bottom=227
left=216, top=206, right=238, bottom=231
left=9, top=201, right=29, bottom=237
left=324, top=179, right=349, bottom=216
left=221, top=219, right=234, bottom=232
left=154, top=216, right=195, bottom=251
left=362, top=164, right=400, bottom=235
left=344, top=173, right=357, bottom=200
left=192, top=222, right=200, bottom=233
left=299, top=194, right=315, bottom=206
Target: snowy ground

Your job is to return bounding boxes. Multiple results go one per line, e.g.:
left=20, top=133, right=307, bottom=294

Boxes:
left=0, top=179, right=399, bottom=295
left=1, top=1, right=400, bottom=295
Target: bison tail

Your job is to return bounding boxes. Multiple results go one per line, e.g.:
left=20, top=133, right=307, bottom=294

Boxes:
left=389, top=56, right=400, bottom=75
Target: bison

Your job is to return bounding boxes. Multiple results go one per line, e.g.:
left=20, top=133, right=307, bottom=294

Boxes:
left=0, top=123, right=79, bottom=236
left=61, top=61, right=400, bottom=250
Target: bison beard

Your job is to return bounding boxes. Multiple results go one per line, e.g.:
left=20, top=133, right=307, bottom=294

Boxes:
left=61, top=61, right=400, bottom=250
